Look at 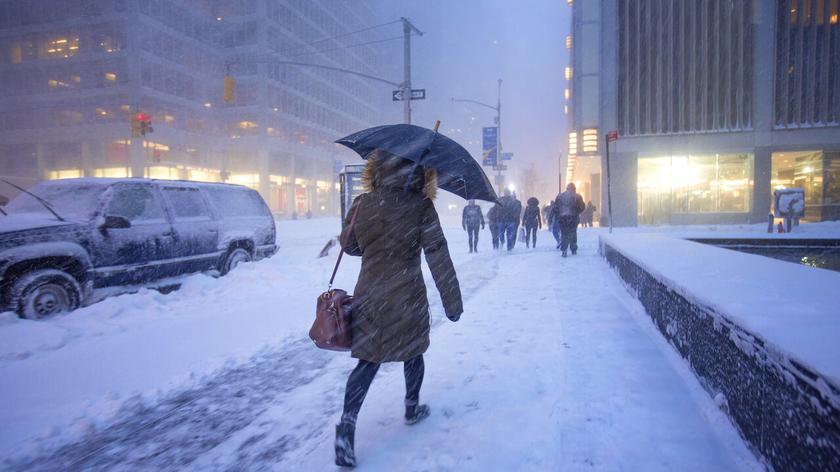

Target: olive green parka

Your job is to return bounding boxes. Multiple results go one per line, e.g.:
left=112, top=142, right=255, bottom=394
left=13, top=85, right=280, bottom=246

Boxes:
left=341, top=155, right=463, bottom=363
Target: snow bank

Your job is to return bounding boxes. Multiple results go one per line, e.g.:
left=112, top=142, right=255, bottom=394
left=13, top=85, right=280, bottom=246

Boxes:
left=600, top=232, right=840, bottom=471
left=600, top=233, right=840, bottom=383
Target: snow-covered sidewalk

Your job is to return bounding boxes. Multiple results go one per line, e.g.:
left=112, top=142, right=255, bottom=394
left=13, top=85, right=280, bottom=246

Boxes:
left=2, top=221, right=761, bottom=470
left=267, top=229, right=759, bottom=471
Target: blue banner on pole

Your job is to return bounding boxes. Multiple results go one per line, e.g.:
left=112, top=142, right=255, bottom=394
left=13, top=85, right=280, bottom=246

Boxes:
left=482, top=127, right=498, bottom=166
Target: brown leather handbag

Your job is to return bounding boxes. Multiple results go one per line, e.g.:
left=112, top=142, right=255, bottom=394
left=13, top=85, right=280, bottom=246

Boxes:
left=309, top=205, right=360, bottom=351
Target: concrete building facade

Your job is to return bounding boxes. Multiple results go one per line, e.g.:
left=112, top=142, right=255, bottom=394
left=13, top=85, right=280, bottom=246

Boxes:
left=0, top=0, right=390, bottom=217
left=566, top=0, right=840, bottom=226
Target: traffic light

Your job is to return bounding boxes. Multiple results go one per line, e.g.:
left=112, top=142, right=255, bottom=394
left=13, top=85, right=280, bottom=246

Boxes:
left=140, top=119, right=153, bottom=136
left=132, top=112, right=153, bottom=137
left=223, top=75, right=235, bottom=103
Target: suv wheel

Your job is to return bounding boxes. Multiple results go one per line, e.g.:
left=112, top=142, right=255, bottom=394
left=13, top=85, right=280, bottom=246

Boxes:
left=221, top=247, right=252, bottom=275
left=11, top=269, right=82, bottom=320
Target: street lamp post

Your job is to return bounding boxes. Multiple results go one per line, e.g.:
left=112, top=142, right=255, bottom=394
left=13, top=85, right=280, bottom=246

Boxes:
left=452, top=78, right=503, bottom=190
left=402, top=18, right=423, bottom=124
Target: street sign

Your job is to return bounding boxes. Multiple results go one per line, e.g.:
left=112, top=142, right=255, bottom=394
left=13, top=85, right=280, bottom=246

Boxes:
left=502, top=152, right=513, bottom=161
left=606, top=130, right=619, bottom=142
left=493, top=164, right=508, bottom=171
left=392, top=89, right=426, bottom=101
left=482, top=127, right=498, bottom=166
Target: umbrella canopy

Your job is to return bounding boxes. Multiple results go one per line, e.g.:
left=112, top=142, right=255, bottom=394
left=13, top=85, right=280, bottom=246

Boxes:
left=335, top=124, right=498, bottom=202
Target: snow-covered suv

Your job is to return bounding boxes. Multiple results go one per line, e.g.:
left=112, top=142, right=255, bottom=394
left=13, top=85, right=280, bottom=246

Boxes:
left=0, top=178, right=277, bottom=319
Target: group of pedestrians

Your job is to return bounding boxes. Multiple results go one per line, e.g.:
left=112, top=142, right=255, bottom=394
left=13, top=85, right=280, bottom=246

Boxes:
left=462, top=183, right=592, bottom=256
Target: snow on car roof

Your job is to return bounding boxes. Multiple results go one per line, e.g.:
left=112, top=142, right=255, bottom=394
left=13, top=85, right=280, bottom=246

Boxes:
left=37, top=178, right=254, bottom=190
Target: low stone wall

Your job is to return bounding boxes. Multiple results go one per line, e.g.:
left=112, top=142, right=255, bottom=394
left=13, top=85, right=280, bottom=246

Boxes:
left=600, top=240, right=840, bottom=471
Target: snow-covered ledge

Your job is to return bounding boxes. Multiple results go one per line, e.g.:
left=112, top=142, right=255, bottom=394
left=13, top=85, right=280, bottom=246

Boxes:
left=600, top=234, right=840, bottom=471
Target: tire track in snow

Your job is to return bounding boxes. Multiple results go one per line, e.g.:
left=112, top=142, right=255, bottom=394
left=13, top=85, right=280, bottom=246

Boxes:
left=7, top=250, right=501, bottom=471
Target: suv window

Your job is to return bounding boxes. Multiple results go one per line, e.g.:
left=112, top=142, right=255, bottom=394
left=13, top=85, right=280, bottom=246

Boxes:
left=162, top=187, right=211, bottom=220
left=106, top=185, right=166, bottom=223
left=205, top=187, right=266, bottom=218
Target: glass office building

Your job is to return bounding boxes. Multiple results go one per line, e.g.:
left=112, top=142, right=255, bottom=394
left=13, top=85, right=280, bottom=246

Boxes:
left=566, top=0, right=840, bottom=225
left=0, top=0, right=388, bottom=216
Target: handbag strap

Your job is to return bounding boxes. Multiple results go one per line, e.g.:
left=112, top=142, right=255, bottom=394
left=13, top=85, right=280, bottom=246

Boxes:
left=328, top=203, right=361, bottom=289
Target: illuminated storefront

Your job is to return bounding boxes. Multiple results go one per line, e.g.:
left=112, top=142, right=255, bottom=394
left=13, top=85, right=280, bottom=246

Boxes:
left=637, top=154, right=753, bottom=225
left=772, top=151, right=840, bottom=221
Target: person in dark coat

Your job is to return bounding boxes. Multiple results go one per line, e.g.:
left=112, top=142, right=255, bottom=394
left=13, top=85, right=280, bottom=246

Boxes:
left=584, top=201, right=597, bottom=227
left=497, top=189, right=521, bottom=251
left=546, top=200, right=560, bottom=246
left=553, top=182, right=585, bottom=257
left=462, top=199, right=485, bottom=253
left=522, top=197, right=542, bottom=248
left=337, top=152, right=463, bottom=467
left=487, top=204, right=501, bottom=249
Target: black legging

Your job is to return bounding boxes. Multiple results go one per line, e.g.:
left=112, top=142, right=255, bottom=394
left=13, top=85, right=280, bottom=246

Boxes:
left=341, top=355, right=425, bottom=424
left=466, top=224, right=480, bottom=251
left=525, top=224, right=538, bottom=247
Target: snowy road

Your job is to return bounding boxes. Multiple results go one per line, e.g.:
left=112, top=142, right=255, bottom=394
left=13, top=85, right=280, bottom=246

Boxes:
left=3, top=221, right=760, bottom=471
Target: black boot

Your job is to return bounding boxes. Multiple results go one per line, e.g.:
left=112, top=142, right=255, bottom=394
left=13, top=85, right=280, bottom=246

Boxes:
left=405, top=404, right=431, bottom=425
left=335, top=422, right=356, bottom=467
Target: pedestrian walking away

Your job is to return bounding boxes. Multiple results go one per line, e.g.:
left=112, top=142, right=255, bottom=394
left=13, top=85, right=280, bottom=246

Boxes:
left=547, top=199, right=561, bottom=247
left=487, top=204, right=501, bottom=249
left=462, top=199, right=485, bottom=253
left=582, top=201, right=597, bottom=227
left=497, top=189, right=522, bottom=251
left=523, top=197, right=542, bottom=248
left=553, top=182, right=585, bottom=257
left=336, top=152, right=463, bottom=467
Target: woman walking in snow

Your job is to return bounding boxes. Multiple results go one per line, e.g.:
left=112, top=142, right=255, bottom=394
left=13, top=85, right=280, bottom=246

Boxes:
left=336, top=151, right=463, bottom=467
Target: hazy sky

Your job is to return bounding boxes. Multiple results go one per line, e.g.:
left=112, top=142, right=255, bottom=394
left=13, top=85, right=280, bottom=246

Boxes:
left=371, top=0, right=571, bottom=201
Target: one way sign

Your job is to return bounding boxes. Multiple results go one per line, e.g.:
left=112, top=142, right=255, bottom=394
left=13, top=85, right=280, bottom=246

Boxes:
left=392, top=89, right=426, bottom=101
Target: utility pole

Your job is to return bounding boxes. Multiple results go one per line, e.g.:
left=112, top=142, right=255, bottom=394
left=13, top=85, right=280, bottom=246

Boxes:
left=452, top=77, right=504, bottom=191
left=402, top=18, right=423, bottom=124
left=496, top=78, right=503, bottom=190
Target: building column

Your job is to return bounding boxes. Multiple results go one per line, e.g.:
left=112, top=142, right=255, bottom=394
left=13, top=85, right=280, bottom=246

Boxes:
left=130, top=138, right=144, bottom=177
left=80, top=139, right=103, bottom=177
left=751, top=147, right=772, bottom=223
left=35, top=143, right=48, bottom=180
left=601, top=151, right=637, bottom=227
left=287, top=155, right=297, bottom=217
left=257, top=147, right=270, bottom=204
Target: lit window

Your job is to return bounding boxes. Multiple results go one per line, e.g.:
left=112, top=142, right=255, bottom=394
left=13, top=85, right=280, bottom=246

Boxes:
left=582, top=128, right=598, bottom=154
left=238, top=121, right=258, bottom=129
left=44, top=37, right=79, bottom=59
left=104, top=72, right=117, bottom=82
left=565, top=36, right=572, bottom=49
left=564, top=88, right=570, bottom=100
left=568, top=132, right=578, bottom=155
left=565, top=67, right=573, bottom=80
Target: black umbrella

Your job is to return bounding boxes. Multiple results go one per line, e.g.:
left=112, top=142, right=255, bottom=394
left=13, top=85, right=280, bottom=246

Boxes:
left=335, top=123, right=498, bottom=203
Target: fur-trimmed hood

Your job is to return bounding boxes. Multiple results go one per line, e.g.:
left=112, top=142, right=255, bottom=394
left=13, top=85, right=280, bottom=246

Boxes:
left=361, top=154, right=437, bottom=200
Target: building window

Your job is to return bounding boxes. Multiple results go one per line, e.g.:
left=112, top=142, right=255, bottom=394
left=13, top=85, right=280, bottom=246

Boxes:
left=637, top=153, right=753, bottom=224
left=774, top=0, right=840, bottom=127
left=618, top=0, right=754, bottom=136
left=42, top=36, right=79, bottom=59
left=772, top=150, right=840, bottom=220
